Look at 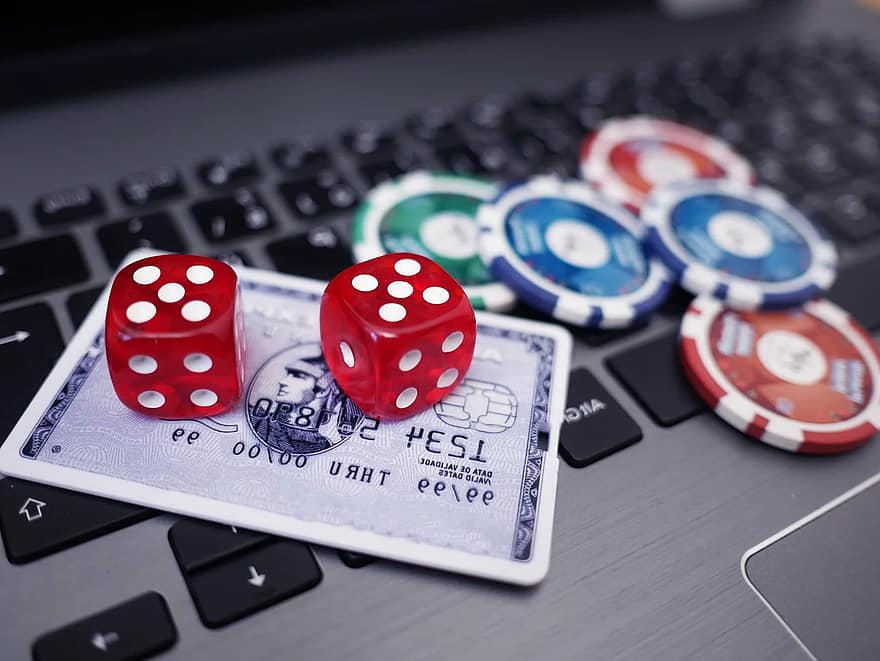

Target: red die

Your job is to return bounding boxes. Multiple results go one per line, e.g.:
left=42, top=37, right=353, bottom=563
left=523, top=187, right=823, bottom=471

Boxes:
left=105, top=254, right=244, bottom=418
left=320, top=253, right=476, bottom=419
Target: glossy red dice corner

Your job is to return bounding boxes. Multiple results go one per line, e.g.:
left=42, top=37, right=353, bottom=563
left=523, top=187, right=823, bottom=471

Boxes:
left=319, top=252, right=476, bottom=419
left=105, top=254, right=245, bottom=419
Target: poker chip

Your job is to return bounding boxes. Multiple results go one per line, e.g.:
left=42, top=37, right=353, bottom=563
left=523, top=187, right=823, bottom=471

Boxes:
left=580, top=116, right=754, bottom=211
left=477, top=176, right=672, bottom=328
left=680, top=295, right=880, bottom=454
left=642, top=179, right=837, bottom=310
left=352, top=171, right=516, bottom=311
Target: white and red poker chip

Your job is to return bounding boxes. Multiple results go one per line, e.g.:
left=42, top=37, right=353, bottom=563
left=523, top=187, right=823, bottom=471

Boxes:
left=679, top=295, right=880, bottom=454
left=580, top=116, right=754, bottom=212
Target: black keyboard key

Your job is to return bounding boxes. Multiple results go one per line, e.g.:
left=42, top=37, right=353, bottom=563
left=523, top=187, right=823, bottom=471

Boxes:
left=118, top=167, right=184, bottom=207
left=850, top=90, right=880, bottom=128
left=341, top=122, right=396, bottom=159
left=800, top=97, right=845, bottom=129
left=271, top=140, right=332, bottom=175
left=509, top=91, right=571, bottom=127
left=435, top=141, right=520, bottom=178
left=197, top=151, right=261, bottom=188
left=0, top=479, right=153, bottom=564
left=569, top=101, right=606, bottom=135
left=537, top=156, right=578, bottom=178
left=659, top=286, right=694, bottom=318
left=811, top=191, right=880, bottom=242
left=358, top=151, right=420, bottom=188
left=0, top=304, right=64, bottom=439
left=758, top=113, right=805, bottom=153
left=509, top=130, right=552, bottom=164
left=96, top=212, right=187, bottom=267
left=338, top=550, right=375, bottom=569
left=0, top=235, right=88, bottom=303
left=865, top=191, right=880, bottom=215
left=838, top=129, right=880, bottom=175
left=278, top=170, right=357, bottom=220
left=434, top=143, right=484, bottom=175
left=34, top=186, right=105, bottom=226
left=0, top=208, right=17, bottom=239
left=534, top=122, right=587, bottom=158
left=267, top=226, right=352, bottom=281
left=406, top=107, right=461, bottom=145
left=32, top=592, right=176, bottom=661
left=606, top=332, right=706, bottom=427
left=169, top=519, right=268, bottom=572
left=462, top=95, right=509, bottom=133
left=829, top=260, right=880, bottom=331
left=600, top=74, right=639, bottom=116
left=211, top=250, right=251, bottom=267
left=185, top=539, right=322, bottom=628
left=559, top=368, right=642, bottom=468
left=578, top=324, right=647, bottom=348
left=67, top=286, right=104, bottom=328
left=568, top=74, right=614, bottom=109
left=699, top=51, right=749, bottom=99
left=191, top=189, right=275, bottom=243
left=646, top=73, right=693, bottom=113
left=787, top=141, right=848, bottom=189
left=751, top=152, right=800, bottom=199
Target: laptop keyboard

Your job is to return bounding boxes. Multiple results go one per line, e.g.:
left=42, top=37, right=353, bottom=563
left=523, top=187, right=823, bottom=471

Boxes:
left=606, top=333, right=707, bottom=427
left=1, top=36, right=880, bottom=641
left=0, top=236, right=89, bottom=303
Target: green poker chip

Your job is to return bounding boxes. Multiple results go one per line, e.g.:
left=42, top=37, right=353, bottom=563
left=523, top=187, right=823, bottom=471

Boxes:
left=352, top=171, right=516, bottom=311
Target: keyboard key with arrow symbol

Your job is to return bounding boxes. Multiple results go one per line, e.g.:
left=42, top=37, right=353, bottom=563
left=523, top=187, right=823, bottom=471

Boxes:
left=0, top=329, right=28, bottom=346
left=18, top=496, right=46, bottom=522
left=0, top=304, right=64, bottom=440
left=247, top=565, right=266, bottom=587
left=183, top=539, right=322, bottom=628
left=32, top=592, right=176, bottom=661
left=168, top=519, right=267, bottom=572
left=0, top=479, right=154, bottom=564
left=90, top=631, right=120, bottom=652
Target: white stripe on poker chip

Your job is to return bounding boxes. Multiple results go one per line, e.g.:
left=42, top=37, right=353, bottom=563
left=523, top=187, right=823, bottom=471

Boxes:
left=579, top=116, right=754, bottom=209
left=643, top=179, right=838, bottom=310
left=477, top=175, right=671, bottom=329
left=352, top=170, right=516, bottom=311
left=680, top=295, right=880, bottom=453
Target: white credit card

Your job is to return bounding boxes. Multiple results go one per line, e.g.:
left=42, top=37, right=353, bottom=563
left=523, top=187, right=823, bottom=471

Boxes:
left=0, top=251, right=571, bottom=585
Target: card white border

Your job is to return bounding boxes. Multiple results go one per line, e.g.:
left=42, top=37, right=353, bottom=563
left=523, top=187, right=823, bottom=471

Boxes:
left=0, top=249, right=571, bottom=585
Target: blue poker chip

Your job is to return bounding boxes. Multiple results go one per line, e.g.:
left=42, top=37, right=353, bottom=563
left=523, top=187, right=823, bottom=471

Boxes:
left=477, top=176, right=672, bottom=328
left=642, top=180, right=838, bottom=310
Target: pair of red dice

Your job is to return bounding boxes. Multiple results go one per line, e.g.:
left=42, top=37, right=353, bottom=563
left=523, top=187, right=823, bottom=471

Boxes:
left=105, top=253, right=475, bottom=420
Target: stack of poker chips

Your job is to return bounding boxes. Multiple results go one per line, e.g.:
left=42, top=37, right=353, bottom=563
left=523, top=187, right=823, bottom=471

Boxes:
left=349, top=116, right=880, bottom=455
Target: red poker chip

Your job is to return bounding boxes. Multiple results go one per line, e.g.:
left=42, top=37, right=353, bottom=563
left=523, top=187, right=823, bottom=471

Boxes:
left=579, top=116, right=754, bottom=212
left=679, top=295, right=880, bottom=454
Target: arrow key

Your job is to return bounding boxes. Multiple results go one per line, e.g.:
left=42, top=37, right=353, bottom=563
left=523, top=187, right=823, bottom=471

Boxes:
left=168, top=518, right=268, bottom=572
left=185, top=539, right=322, bottom=628
left=0, top=304, right=64, bottom=441
left=32, top=592, right=176, bottom=661
left=0, top=478, right=154, bottom=564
